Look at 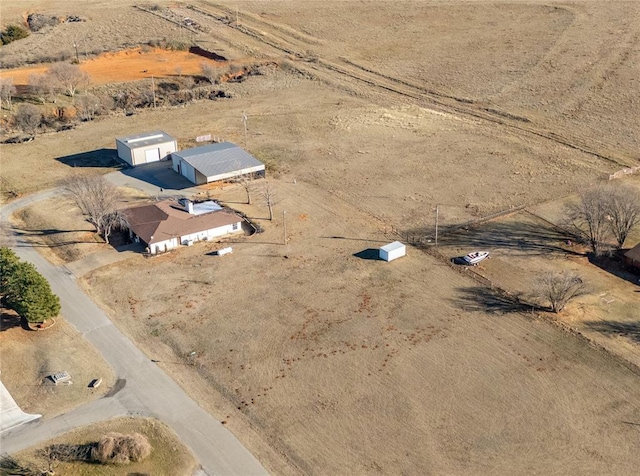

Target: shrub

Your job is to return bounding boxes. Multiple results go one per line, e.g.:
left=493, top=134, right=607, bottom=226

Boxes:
left=14, top=104, right=42, bottom=137
left=27, top=13, right=60, bottom=32
left=75, top=93, right=102, bottom=121
left=1, top=24, right=29, bottom=45
left=91, top=432, right=151, bottom=465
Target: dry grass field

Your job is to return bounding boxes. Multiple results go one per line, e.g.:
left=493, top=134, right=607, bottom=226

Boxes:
left=83, top=181, right=640, bottom=475
left=2, top=0, right=640, bottom=474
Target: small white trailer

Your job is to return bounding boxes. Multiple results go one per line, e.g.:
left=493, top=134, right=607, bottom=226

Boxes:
left=379, top=241, right=406, bottom=262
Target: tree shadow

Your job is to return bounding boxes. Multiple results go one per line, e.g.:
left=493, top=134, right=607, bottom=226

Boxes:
left=407, top=219, right=582, bottom=257
left=353, top=248, right=381, bottom=260
left=322, top=235, right=390, bottom=243
left=56, top=148, right=124, bottom=168
left=452, top=286, right=535, bottom=314
left=585, top=320, right=640, bottom=344
left=0, top=308, right=29, bottom=331
left=12, top=228, right=95, bottom=247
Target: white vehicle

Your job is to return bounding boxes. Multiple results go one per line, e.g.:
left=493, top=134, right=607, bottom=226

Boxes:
left=463, top=251, right=489, bottom=265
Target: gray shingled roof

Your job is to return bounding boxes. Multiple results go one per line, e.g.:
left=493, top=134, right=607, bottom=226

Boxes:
left=173, top=142, right=264, bottom=178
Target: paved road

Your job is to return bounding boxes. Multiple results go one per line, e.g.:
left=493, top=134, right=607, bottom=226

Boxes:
left=0, top=190, right=267, bottom=475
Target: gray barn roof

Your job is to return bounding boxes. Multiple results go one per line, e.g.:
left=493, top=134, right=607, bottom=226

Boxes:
left=173, top=142, right=264, bottom=179
left=116, top=130, right=176, bottom=149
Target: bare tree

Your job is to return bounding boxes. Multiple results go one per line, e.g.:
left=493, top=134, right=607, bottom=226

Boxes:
left=534, top=271, right=588, bottom=313
left=261, top=181, right=279, bottom=220
left=61, top=174, right=123, bottom=243
left=102, top=209, right=129, bottom=244
left=605, top=184, right=640, bottom=249
left=200, top=62, right=220, bottom=84
left=47, top=62, right=90, bottom=97
left=565, top=186, right=611, bottom=255
left=0, top=77, right=17, bottom=110
left=29, top=72, right=58, bottom=104
left=235, top=172, right=258, bottom=204
left=14, top=104, right=42, bottom=137
left=74, top=93, right=101, bottom=121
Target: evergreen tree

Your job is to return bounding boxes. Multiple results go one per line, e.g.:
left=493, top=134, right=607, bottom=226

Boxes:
left=0, top=247, right=21, bottom=302
left=0, top=247, right=61, bottom=323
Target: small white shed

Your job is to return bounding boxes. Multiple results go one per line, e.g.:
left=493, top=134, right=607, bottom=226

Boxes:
left=380, top=241, right=406, bottom=262
left=115, top=130, right=177, bottom=167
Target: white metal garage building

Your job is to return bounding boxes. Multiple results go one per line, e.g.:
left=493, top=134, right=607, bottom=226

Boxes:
left=115, top=131, right=178, bottom=167
left=171, top=142, right=265, bottom=185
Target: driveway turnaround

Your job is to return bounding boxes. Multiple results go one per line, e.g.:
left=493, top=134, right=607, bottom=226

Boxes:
left=0, top=191, right=267, bottom=475
left=0, top=379, right=41, bottom=434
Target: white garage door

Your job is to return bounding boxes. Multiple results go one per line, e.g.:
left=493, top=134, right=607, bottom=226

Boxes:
left=145, top=148, right=161, bottom=163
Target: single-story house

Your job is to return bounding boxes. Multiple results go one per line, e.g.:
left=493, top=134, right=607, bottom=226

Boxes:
left=624, top=243, right=640, bottom=271
left=116, top=130, right=177, bottom=167
left=123, top=199, right=244, bottom=254
left=171, top=142, right=265, bottom=185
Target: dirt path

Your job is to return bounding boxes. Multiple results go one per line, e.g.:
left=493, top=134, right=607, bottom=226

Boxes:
left=185, top=3, right=633, bottom=168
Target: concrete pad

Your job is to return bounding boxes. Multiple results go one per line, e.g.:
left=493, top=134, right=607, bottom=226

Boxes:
left=64, top=243, right=143, bottom=278
left=0, top=378, right=41, bottom=434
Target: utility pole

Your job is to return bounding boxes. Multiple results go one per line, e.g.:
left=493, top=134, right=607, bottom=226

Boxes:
left=242, top=111, right=248, bottom=146
left=435, top=205, right=439, bottom=246
left=73, top=38, right=79, bottom=64
left=151, top=75, right=156, bottom=108
left=283, top=210, right=287, bottom=245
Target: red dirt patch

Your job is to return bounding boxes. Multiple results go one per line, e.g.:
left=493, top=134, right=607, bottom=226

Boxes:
left=0, top=47, right=235, bottom=86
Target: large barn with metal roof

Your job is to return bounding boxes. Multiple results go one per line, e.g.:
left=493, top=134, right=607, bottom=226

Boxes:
left=171, top=142, right=265, bottom=185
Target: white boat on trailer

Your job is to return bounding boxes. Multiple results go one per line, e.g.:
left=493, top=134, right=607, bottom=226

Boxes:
left=463, top=251, right=489, bottom=265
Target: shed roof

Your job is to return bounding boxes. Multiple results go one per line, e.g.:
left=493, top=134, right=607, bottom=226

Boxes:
left=173, top=142, right=264, bottom=179
left=123, top=199, right=241, bottom=245
left=625, top=243, right=640, bottom=262
left=116, top=130, right=176, bottom=149
left=380, top=241, right=405, bottom=252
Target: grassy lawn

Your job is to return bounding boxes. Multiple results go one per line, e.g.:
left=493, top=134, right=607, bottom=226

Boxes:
left=13, top=417, right=197, bottom=476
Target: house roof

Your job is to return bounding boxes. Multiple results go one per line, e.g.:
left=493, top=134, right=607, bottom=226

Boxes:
left=116, top=130, right=176, bottom=149
left=123, top=199, right=241, bottom=245
left=625, top=243, right=640, bottom=262
left=172, top=142, right=264, bottom=179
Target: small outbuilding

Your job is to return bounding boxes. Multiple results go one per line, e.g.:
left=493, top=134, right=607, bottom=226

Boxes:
left=380, top=241, right=406, bottom=262
left=171, top=142, right=265, bottom=185
left=116, top=130, right=177, bottom=167
left=624, top=243, right=640, bottom=271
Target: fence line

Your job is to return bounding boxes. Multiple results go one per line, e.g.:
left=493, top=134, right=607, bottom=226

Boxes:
left=609, top=165, right=640, bottom=180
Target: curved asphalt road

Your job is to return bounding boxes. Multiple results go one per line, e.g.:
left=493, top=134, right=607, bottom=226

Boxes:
left=0, top=190, right=267, bottom=475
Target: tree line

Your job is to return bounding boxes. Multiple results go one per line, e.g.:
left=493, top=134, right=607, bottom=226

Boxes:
left=566, top=183, right=640, bottom=255
left=0, top=248, right=60, bottom=324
